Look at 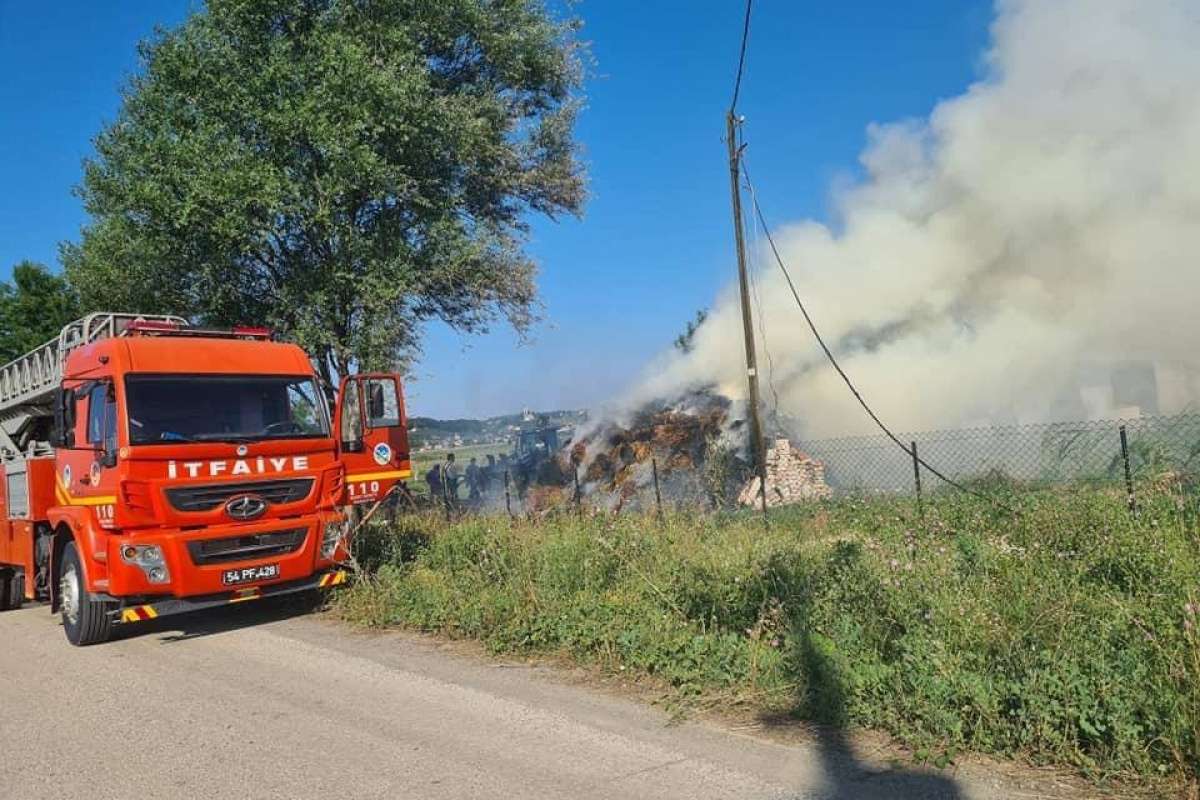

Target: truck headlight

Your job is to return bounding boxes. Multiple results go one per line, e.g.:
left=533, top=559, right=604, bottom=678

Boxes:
left=321, top=522, right=344, bottom=559
left=121, top=545, right=170, bottom=583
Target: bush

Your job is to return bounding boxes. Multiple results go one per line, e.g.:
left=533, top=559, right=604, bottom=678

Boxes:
left=337, top=487, right=1200, bottom=788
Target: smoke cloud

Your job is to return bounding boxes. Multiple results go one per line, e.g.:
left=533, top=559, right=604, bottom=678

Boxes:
left=631, top=0, right=1200, bottom=438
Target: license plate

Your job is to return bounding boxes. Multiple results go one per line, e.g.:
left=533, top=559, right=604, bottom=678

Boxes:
left=221, top=564, right=280, bottom=586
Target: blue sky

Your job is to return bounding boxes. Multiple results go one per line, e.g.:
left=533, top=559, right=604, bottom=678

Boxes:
left=0, top=0, right=992, bottom=418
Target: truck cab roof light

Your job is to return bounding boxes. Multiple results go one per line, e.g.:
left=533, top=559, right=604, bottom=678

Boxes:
left=125, top=320, right=184, bottom=335
left=232, top=326, right=273, bottom=339
left=123, top=322, right=273, bottom=341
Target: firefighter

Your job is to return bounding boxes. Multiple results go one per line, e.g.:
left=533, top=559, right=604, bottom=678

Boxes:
left=443, top=452, right=460, bottom=508
left=466, top=457, right=482, bottom=501
left=483, top=453, right=497, bottom=494
left=425, top=462, right=443, bottom=503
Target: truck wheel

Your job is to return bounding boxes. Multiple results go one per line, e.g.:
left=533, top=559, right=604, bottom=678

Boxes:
left=59, top=542, right=113, bottom=646
left=0, top=570, right=10, bottom=611
left=5, top=569, right=23, bottom=610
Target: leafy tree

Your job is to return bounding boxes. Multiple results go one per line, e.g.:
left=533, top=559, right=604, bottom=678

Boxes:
left=64, top=0, right=586, bottom=381
left=0, top=261, right=81, bottom=363
left=674, top=309, right=708, bottom=354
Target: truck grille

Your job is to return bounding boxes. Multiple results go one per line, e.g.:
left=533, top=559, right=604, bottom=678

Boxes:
left=186, top=528, right=308, bottom=566
left=164, top=478, right=314, bottom=513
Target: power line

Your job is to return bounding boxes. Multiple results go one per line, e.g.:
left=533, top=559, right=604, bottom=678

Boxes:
left=729, top=0, right=753, bottom=112
left=739, top=160, right=1017, bottom=514
left=743, top=174, right=782, bottom=420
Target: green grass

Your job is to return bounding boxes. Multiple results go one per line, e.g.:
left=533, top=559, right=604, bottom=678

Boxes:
left=338, top=484, right=1200, bottom=790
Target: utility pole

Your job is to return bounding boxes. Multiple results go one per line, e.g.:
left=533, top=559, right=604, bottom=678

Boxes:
left=725, top=111, right=768, bottom=516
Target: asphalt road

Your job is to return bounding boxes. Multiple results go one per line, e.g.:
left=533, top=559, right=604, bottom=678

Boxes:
left=0, top=601, right=1077, bottom=800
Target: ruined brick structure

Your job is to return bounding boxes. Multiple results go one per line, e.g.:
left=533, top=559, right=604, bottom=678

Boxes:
left=738, top=438, right=832, bottom=507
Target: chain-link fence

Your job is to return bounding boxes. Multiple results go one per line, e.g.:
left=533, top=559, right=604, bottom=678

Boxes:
left=401, top=413, right=1200, bottom=520
left=795, top=413, right=1200, bottom=497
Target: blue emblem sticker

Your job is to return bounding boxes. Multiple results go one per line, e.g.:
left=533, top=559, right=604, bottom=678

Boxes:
left=373, top=442, right=392, bottom=466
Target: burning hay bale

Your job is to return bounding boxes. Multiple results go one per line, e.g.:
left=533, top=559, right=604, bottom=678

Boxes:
left=738, top=438, right=832, bottom=508
left=576, top=391, right=738, bottom=501
left=521, top=390, right=829, bottom=513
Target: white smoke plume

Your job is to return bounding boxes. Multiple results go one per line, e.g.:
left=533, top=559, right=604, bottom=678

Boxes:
left=631, top=0, right=1200, bottom=438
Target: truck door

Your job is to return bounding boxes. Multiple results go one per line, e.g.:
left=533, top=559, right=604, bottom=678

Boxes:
left=334, top=374, right=411, bottom=504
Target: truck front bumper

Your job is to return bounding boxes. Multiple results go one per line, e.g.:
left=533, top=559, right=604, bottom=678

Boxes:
left=104, top=512, right=347, bottom=598
left=111, top=568, right=348, bottom=624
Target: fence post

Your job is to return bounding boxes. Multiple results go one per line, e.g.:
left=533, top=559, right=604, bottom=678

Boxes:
left=503, top=469, right=513, bottom=517
left=573, top=465, right=582, bottom=513
left=911, top=440, right=923, bottom=520
left=651, top=457, right=663, bottom=518
left=1120, top=425, right=1137, bottom=514
left=442, top=466, right=452, bottom=522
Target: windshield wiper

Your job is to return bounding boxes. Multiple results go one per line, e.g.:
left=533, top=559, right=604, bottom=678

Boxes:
left=191, top=434, right=259, bottom=444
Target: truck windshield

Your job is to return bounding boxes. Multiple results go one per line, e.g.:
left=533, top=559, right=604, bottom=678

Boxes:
left=125, top=375, right=329, bottom=445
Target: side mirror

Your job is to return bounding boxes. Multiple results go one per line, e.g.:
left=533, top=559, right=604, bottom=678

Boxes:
left=338, top=379, right=366, bottom=452
left=367, top=383, right=386, bottom=421
left=51, top=388, right=76, bottom=449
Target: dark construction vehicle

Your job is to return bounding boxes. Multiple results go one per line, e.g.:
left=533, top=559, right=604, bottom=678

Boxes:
left=510, top=415, right=573, bottom=494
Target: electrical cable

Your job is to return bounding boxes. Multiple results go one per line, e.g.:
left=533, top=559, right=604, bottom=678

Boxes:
left=729, top=0, right=753, bottom=112
left=741, top=164, right=783, bottom=423
left=739, top=160, right=1018, bottom=514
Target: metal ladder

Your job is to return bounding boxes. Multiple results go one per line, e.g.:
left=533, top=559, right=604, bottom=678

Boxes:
left=0, top=314, right=187, bottom=455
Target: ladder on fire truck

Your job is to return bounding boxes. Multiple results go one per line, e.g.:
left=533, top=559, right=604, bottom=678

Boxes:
left=0, top=313, right=188, bottom=460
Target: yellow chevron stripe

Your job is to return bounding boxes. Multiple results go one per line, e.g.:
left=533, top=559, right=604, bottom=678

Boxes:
left=346, top=469, right=412, bottom=482
left=141, top=605, right=158, bottom=619
left=54, top=474, right=117, bottom=507
left=121, top=609, right=140, bottom=623
left=318, top=571, right=347, bottom=588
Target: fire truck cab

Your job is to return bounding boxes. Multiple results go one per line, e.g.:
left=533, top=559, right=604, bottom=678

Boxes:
left=0, top=314, right=410, bottom=645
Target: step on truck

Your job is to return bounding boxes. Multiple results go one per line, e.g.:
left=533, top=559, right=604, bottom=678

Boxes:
left=0, top=313, right=411, bottom=645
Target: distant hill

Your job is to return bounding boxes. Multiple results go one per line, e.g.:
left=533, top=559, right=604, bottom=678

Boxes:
left=408, top=409, right=587, bottom=451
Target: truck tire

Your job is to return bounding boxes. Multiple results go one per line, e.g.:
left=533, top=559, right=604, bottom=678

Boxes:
left=5, top=569, right=23, bottom=610
left=59, top=542, right=113, bottom=646
left=0, top=570, right=10, bottom=611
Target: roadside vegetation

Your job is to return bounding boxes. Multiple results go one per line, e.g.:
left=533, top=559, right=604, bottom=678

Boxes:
left=339, top=483, right=1200, bottom=792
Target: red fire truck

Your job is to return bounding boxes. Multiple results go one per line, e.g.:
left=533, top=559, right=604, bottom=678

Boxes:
left=0, top=313, right=410, bottom=645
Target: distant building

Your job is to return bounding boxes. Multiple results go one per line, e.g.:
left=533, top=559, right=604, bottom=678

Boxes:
left=1076, top=360, right=1198, bottom=420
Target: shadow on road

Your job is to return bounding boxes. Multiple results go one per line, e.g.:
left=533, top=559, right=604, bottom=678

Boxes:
left=759, top=591, right=965, bottom=800
left=113, top=593, right=326, bottom=644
